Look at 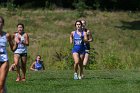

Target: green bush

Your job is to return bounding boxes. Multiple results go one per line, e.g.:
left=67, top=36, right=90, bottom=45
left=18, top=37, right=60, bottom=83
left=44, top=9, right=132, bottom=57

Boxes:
left=73, top=0, right=87, bottom=17
left=103, top=52, right=123, bottom=69
left=52, top=48, right=73, bottom=70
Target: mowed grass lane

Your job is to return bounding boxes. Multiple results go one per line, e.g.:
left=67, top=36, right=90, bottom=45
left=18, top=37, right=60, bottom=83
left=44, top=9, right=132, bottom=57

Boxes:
left=7, top=70, right=140, bottom=93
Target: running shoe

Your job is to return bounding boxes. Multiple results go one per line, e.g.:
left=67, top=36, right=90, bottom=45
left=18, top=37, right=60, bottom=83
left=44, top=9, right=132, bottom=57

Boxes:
left=78, top=76, right=82, bottom=80
left=74, top=73, right=78, bottom=80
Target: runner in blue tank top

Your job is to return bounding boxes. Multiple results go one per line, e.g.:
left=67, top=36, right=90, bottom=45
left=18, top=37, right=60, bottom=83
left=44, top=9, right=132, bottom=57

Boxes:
left=30, top=55, right=45, bottom=71
left=70, top=20, right=88, bottom=80
left=0, top=16, right=17, bottom=93
left=72, top=31, right=85, bottom=54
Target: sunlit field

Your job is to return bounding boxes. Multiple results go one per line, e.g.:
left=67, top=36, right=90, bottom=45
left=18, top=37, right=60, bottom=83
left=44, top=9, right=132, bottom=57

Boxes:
left=0, top=8, right=139, bottom=70
left=0, top=8, right=139, bottom=93
left=7, top=70, right=140, bottom=93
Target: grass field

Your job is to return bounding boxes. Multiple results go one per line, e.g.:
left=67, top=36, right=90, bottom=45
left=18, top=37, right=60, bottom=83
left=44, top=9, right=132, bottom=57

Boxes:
left=0, top=7, right=139, bottom=93
left=0, top=8, right=139, bottom=70
left=7, top=70, right=140, bottom=93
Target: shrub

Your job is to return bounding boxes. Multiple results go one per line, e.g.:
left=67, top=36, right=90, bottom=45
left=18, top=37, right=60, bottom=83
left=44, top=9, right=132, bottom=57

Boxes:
left=73, top=0, right=87, bottom=17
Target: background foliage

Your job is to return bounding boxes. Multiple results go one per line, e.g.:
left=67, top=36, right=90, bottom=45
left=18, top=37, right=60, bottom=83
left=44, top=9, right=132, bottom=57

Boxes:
left=0, top=0, right=140, bottom=10
left=0, top=7, right=139, bottom=70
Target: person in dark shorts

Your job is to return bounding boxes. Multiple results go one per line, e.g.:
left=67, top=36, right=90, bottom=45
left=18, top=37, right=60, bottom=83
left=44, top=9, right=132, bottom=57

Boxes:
left=70, top=20, right=87, bottom=80
left=81, top=20, right=93, bottom=77
left=0, top=16, right=17, bottom=93
left=13, top=23, right=29, bottom=81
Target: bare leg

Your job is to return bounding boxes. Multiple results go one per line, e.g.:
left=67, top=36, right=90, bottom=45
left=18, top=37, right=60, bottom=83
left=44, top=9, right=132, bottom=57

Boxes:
left=82, top=53, right=89, bottom=78
left=79, top=54, right=84, bottom=78
left=0, top=62, right=9, bottom=93
left=21, top=56, right=27, bottom=81
left=73, top=53, right=79, bottom=73
left=83, top=53, right=89, bottom=66
left=14, top=54, right=21, bottom=81
left=9, top=64, right=16, bottom=71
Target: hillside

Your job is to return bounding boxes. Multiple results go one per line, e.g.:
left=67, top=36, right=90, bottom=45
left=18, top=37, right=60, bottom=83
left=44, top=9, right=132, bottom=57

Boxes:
left=0, top=8, right=139, bottom=70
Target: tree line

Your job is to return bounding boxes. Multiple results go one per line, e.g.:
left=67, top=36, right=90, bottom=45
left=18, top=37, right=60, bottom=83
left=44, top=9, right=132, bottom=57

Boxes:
left=0, top=0, right=140, bottom=10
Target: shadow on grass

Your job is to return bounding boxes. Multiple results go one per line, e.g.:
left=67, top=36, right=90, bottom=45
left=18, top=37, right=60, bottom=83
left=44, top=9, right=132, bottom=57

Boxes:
left=84, top=76, right=114, bottom=80
left=116, top=20, right=140, bottom=31
left=29, top=77, right=74, bottom=81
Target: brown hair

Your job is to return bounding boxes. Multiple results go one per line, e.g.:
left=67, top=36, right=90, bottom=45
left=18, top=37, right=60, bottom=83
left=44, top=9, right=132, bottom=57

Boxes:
left=35, top=55, right=41, bottom=61
left=17, top=23, right=24, bottom=29
left=0, top=16, right=4, bottom=25
left=75, top=20, right=82, bottom=27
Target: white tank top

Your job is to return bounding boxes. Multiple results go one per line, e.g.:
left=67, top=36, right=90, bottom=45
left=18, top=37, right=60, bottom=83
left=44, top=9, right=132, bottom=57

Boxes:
left=14, top=33, right=27, bottom=54
left=0, top=32, right=8, bottom=62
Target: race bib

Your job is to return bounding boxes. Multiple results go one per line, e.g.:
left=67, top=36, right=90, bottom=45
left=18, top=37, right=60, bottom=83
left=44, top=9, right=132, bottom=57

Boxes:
left=75, top=40, right=82, bottom=45
left=0, top=47, right=4, bottom=54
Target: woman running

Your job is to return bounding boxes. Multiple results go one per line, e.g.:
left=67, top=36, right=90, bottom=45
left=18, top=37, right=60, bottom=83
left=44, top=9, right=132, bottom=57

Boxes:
left=0, top=16, right=17, bottom=93
left=70, top=20, right=87, bottom=80
left=14, top=23, right=29, bottom=81
left=81, top=20, right=93, bottom=77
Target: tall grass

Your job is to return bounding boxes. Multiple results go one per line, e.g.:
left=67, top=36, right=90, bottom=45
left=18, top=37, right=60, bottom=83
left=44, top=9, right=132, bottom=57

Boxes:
left=0, top=8, right=139, bottom=70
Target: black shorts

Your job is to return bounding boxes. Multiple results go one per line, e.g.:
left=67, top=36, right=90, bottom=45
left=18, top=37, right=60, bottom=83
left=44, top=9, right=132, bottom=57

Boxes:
left=0, top=61, right=9, bottom=66
left=85, top=50, right=90, bottom=54
left=14, top=53, right=27, bottom=57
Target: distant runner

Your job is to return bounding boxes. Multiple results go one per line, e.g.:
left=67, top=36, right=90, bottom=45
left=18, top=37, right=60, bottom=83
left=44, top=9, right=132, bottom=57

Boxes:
left=14, top=23, right=29, bottom=82
left=81, top=20, right=93, bottom=77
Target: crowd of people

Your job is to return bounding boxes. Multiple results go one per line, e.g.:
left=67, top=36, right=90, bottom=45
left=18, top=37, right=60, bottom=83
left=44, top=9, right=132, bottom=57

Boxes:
left=0, top=16, right=93, bottom=93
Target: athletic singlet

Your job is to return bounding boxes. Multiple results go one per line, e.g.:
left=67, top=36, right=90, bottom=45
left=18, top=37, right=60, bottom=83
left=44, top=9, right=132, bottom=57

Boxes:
left=0, top=32, right=8, bottom=62
left=84, top=29, right=90, bottom=50
left=14, top=33, right=27, bottom=54
left=72, top=31, right=85, bottom=54
left=35, top=61, right=43, bottom=70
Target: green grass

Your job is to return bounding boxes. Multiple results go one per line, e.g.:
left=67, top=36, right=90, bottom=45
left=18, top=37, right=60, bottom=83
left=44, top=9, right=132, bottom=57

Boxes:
left=0, top=8, right=139, bottom=70
left=0, top=9, right=138, bottom=71
left=0, top=7, right=139, bottom=93
left=7, top=70, right=140, bottom=93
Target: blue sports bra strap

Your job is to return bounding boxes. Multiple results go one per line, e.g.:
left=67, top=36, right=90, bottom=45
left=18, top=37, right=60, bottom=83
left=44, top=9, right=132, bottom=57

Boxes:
left=82, top=31, right=84, bottom=36
left=74, top=31, right=76, bottom=34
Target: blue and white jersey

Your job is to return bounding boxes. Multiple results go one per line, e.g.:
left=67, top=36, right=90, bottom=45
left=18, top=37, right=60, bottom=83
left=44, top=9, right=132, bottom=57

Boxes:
left=73, top=31, right=84, bottom=46
left=72, top=31, right=85, bottom=54
left=14, top=33, right=27, bottom=54
left=0, top=32, right=8, bottom=62
left=35, top=61, right=43, bottom=70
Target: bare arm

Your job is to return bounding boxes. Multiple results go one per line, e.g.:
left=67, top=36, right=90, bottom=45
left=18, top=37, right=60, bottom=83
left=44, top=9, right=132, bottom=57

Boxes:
left=87, top=30, right=93, bottom=42
left=9, top=64, right=16, bottom=71
left=30, top=62, right=36, bottom=71
left=22, top=33, right=29, bottom=46
left=70, top=31, right=74, bottom=44
left=84, top=32, right=88, bottom=42
left=7, top=33, right=17, bottom=52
